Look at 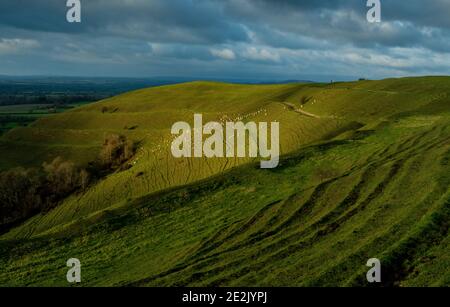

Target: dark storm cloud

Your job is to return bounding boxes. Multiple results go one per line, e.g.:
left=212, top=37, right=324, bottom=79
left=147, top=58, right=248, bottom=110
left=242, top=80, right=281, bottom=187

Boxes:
left=248, top=0, right=450, bottom=29
left=382, top=0, right=450, bottom=29
left=222, top=0, right=450, bottom=52
left=0, top=0, right=249, bottom=44
left=0, top=0, right=450, bottom=79
left=1, top=0, right=449, bottom=50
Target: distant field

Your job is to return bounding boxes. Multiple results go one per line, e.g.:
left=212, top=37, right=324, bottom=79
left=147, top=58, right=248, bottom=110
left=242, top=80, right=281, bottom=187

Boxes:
left=0, top=102, right=91, bottom=135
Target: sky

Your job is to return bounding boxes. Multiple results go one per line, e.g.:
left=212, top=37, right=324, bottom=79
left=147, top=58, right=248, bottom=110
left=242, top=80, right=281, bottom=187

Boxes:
left=1, top=0, right=450, bottom=81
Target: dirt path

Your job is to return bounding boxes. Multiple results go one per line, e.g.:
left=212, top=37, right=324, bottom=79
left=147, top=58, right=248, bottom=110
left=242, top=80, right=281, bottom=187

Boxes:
left=281, top=102, right=322, bottom=119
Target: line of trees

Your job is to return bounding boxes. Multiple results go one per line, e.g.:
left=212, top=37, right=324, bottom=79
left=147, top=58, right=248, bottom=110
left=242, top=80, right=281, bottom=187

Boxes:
left=0, top=159, right=89, bottom=229
left=0, top=134, right=136, bottom=231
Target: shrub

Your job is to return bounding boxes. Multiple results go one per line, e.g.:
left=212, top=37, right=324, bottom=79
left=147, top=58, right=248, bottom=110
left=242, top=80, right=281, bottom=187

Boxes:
left=0, top=134, right=135, bottom=231
left=0, top=168, right=42, bottom=226
left=0, top=157, right=91, bottom=229
left=98, top=134, right=135, bottom=169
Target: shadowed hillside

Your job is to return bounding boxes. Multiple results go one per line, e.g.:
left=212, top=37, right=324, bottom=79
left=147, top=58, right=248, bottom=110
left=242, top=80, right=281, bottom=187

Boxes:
left=0, top=77, right=449, bottom=286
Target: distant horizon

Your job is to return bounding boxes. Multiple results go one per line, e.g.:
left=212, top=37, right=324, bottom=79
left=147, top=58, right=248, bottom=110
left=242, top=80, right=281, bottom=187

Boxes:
left=1, top=74, right=450, bottom=84
left=0, top=73, right=354, bottom=83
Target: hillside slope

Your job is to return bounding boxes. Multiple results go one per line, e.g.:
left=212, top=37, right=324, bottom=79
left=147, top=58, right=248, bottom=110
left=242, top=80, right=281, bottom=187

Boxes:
left=0, top=82, right=352, bottom=238
left=0, top=77, right=449, bottom=286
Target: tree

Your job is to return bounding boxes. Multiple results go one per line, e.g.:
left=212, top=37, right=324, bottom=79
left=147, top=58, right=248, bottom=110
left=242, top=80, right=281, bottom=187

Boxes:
left=0, top=134, right=135, bottom=230
left=99, top=134, right=135, bottom=169
left=42, top=156, right=90, bottom=196
left=79, top=169, right=90, bottom=191
left=0, top=168, right=41, bottom=226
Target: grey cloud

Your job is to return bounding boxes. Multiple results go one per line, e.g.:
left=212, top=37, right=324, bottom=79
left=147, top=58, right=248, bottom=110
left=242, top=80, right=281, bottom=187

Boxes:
left=0, top=0, right=249, bottom=44
left=0, top=0, right=450, bottom=79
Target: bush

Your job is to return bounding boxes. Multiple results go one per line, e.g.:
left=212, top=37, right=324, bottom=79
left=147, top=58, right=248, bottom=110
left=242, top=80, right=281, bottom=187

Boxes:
left=0, top=168, right=42, bottom=226
left=98, top=134, right=135, bottom=169
left=0, top=134, right=135, bottom=231
left=42, top=157, right=90, bottom=198
left=0, top=157, right=91, bottom=229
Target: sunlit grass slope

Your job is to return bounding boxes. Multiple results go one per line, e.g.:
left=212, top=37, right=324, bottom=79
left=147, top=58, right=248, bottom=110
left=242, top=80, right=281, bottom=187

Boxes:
left=0, top=82, right=348, bottom=238
left=0, top=77, right=449, bottom=286
left=0, top=106, right=448, bottom=286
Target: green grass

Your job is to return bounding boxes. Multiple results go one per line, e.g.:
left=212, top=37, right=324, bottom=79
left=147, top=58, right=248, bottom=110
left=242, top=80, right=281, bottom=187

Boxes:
left=0, top=102, right=91, bottom=136
left=0, top=77, right=449, bottom=286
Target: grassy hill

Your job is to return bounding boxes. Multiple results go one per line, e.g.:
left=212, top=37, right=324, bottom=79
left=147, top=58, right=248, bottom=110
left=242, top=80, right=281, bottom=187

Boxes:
left=0, top=77, right=449, bottom=286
